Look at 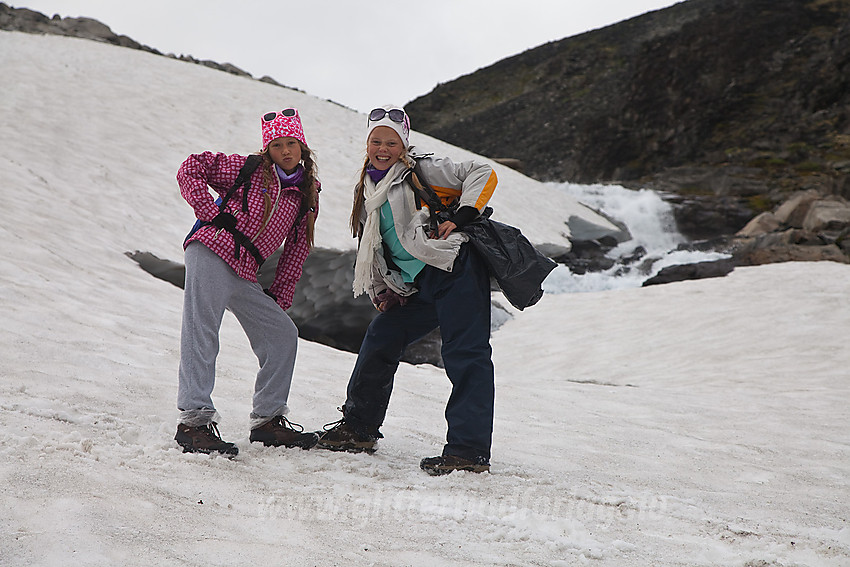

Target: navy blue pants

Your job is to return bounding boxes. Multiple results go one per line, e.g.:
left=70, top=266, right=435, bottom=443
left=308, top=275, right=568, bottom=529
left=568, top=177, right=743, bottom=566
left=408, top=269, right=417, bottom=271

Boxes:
left=343, top=244, right=495, bottom=461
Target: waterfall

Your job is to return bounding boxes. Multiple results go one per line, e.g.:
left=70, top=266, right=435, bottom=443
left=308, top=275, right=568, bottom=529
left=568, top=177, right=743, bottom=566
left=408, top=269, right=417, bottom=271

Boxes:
left=543, top=183, right=729, bottom=293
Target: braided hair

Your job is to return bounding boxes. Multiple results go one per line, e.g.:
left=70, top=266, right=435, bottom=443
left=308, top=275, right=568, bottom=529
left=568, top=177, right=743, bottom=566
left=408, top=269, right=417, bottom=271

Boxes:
left=261, top=141, right=319, bottom=248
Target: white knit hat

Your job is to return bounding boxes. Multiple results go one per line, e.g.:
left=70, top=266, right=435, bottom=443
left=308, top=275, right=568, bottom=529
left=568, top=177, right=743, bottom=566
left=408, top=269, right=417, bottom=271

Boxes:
left=366, top=104, right=410, bottom=147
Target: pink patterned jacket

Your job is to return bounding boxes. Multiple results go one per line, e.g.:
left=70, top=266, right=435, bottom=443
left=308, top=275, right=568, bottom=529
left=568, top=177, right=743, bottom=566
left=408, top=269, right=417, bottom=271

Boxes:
left=177, top=151, right=317, bottom=310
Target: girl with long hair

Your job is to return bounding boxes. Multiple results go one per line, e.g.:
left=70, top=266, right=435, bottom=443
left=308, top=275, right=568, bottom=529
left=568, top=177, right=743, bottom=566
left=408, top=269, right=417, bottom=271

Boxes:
left=174, top=108, right=320, bottom=456
left=318, top=105, right=498, bottom=475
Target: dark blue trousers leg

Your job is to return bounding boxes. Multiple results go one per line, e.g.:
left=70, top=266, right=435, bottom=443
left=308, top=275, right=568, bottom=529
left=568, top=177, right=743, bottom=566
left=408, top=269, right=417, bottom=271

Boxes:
left=429, top=247, right=494, bottom=461
left=343, top=299, right=439, bottom=429
left=343, top=245, right=495, bottom=461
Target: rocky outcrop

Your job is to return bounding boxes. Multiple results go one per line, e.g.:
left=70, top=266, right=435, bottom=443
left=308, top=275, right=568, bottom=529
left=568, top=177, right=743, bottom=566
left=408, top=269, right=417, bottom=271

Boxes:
left=0, top=4, right=141, bottom=47
left=660, top=192, right=755, bottom=241
left=0, top=3, right=295, bottom=88
left=730, top=191, right=850, bottom=265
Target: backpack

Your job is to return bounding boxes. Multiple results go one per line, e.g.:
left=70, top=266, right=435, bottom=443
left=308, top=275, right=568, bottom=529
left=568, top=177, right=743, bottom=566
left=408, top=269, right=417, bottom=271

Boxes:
left=183, top=154, right=313, bottom=266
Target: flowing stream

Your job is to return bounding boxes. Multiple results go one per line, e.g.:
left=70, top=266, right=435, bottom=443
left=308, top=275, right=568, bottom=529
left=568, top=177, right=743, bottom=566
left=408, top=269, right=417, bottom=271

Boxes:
left=544, top=183, right=729, bottom=293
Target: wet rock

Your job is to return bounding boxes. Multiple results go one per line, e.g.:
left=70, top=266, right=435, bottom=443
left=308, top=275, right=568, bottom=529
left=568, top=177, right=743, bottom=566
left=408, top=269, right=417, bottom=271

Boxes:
left=660, top=191, right=755, bottom=241
left=642, top=258, right=735, bottom=286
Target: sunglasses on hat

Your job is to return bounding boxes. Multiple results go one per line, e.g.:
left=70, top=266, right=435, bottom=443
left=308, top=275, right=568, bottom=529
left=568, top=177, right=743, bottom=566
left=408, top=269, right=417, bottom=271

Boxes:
left=263, top=108, right=297, bottom=122
left=368, top=108, right=406, bottom=124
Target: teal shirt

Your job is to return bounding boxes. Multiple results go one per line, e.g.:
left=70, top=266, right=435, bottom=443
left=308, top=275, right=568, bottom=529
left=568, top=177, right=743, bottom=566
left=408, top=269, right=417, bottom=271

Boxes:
left=379, top=201, right=425, bottom=283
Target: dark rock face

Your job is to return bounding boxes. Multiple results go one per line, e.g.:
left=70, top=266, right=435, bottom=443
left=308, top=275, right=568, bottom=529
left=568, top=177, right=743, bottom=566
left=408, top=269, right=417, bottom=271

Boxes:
left=660, top=192, right=755, bottom=241
left=263, top=248, right=376, bottom=355
left=125, top=248, right=448, bottom=366
left=405, top=0, right=850, bottom=221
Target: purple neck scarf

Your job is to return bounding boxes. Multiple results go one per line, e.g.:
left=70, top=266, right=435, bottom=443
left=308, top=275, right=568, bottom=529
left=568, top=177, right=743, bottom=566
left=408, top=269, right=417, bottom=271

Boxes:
left=276, top=163, right=304, bottom=187
left=367, top=165, right=390, bottom=184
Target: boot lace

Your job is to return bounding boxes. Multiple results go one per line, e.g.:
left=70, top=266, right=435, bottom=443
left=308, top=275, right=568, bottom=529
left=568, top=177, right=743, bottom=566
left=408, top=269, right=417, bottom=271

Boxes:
left=270, top=415, right=305, bottom=432
left=322, top=407, right=346, bottom=432
left=208, top=422, right=225, bottom=440
left=322, top=418, right=345, bottom=432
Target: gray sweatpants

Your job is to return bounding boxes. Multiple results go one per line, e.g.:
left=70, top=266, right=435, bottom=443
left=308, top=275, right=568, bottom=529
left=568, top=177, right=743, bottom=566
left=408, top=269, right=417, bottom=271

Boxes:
left=177, top=242, right=298, bottom=428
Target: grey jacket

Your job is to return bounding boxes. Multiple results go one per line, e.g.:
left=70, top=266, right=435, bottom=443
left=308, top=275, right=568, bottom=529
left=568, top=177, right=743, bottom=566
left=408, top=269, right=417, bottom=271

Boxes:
left=357, top=151, right=498, bottom=301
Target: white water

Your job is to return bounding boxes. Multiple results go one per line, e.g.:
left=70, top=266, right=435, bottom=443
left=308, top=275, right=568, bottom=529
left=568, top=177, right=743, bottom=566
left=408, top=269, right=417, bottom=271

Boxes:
left=544, top=183, right=731, bottom=293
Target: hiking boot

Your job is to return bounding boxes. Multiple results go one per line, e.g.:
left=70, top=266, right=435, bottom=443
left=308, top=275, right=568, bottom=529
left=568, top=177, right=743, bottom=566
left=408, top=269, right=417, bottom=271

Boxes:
left=316, top=418, right=379, bottom=454
left=175, top=422, right=238, bottom=457
left=420, top=455, right=490, bottom=476
left=249, top=416, right=319, bottom=449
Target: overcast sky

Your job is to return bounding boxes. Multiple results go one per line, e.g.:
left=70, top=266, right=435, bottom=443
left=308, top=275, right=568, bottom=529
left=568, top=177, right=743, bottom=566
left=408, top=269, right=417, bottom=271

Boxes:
left=18, top=0, right=682, bottom=113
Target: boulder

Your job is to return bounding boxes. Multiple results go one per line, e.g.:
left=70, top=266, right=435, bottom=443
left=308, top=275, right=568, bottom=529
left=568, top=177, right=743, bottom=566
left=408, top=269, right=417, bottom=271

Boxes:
left=566, top=211, right=631, bottom=243
left=773, top=190, right=820, bottom=227
left=642, top=258, right=735, bottom=286
left=802, top=199, right=850, bottom=233
left=661, top=192, right=755, bottom=241
left=736, top=212, right=781, bottom=238
left=730, top=193, right=850, bottom=266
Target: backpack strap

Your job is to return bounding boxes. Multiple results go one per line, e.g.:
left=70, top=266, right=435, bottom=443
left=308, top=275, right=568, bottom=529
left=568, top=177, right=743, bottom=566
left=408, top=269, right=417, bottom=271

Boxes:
left=411, top=160, right=451, bottom=211
left=409, top=159, right=453, bottom=232
left=410, top=158, right=490, bottom=231
left=186, top=154, right=267, bottom=265
left=232, top=231, right=265, bottom=265
left=183, top=154, right=264, bottom=247
left=289, top=181, right=320, bottom=242
left=219, top=153, right=264, bottom=213
left=226, top=154, right=266, bottom=264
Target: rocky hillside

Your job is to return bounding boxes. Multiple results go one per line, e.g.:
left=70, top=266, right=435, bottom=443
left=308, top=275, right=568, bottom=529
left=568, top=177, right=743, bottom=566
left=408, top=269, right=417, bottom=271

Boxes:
left=406, top=0, right=850, bottom=235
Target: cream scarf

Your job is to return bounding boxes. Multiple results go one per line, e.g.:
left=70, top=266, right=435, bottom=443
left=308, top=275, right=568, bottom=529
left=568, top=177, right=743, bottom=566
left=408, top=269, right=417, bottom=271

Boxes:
left=352, top=162, right=407, bottom=297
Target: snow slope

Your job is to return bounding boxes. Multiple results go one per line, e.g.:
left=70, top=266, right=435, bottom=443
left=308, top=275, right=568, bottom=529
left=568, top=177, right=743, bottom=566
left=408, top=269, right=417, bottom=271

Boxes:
left=1, top=30, right=849, bottom=566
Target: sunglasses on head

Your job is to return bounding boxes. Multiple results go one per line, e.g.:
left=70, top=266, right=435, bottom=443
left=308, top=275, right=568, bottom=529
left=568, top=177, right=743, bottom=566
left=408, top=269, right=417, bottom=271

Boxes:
left=263, top=108, right=296, bottom=122
left=369, top=108, right=406, bottom=124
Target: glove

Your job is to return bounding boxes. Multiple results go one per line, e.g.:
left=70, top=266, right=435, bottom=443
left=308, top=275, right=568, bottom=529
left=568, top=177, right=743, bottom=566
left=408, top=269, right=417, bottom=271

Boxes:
left=211, top=212, right=237, bottom=231
left=449, top=206, right=481, bottom=228
left=373, top=289, right=408, bottom=312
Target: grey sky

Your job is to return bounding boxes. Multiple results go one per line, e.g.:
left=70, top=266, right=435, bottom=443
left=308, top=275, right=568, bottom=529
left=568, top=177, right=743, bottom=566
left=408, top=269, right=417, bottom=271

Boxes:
left=17, top=0, right=682, bottom=112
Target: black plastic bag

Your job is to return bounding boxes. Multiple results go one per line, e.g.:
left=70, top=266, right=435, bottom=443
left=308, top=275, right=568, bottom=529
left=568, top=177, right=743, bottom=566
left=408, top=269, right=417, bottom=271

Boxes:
left=460, top=209, right=557, bottom=310
left=412, top=160, right=556, bottom=310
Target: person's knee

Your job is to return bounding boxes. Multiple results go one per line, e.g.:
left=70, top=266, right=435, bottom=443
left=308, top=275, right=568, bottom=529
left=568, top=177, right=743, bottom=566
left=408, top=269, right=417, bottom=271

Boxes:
left=362, top=316, right=403, bottom=349
left=259, top=311, right=298, bottom=345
